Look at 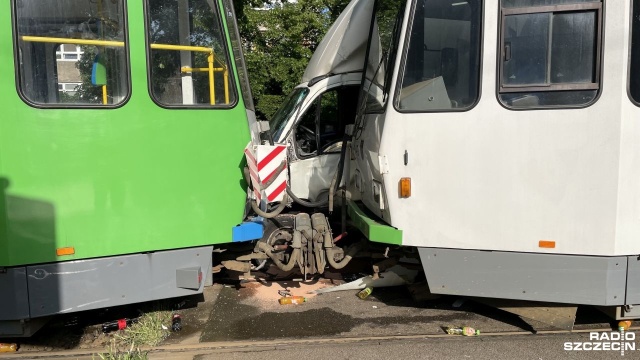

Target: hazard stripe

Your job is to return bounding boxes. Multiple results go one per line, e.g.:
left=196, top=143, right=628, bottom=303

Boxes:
left=257, top=145, right=286, bottom=171
left=249, top=168, right=260, bottom=186
left=267, top=181, right=287, bottom=202
left=245, top=148, right=257, bottom=167
left=261, top=162, right=282, bottom=185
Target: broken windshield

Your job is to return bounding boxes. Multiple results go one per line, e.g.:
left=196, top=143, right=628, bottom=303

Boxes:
left=270, top=87, right=309, bottom=142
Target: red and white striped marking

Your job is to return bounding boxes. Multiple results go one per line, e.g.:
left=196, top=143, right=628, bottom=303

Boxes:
left=244, top=143, right=288, bottom=203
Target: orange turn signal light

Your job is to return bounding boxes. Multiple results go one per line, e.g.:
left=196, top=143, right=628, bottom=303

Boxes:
left=399, top=177, right=411, bottom=198
left=539, top=240, right=556, bottom=249
left=56, top=247, right=75, bottom=256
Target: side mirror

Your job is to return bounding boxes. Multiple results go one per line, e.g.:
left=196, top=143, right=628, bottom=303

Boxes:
left=91, top=53, right=107, bottom=86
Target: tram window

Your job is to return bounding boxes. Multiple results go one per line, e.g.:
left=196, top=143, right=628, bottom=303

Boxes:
left=14, top=0, right=129, bottom=107
left=222, top=0, right=254, bottom=111
left=498, top=0, right=602, bottom=109
left=146, top=0, right=237, bottom=107
left=396, top=0, right=482, bottom=112
left=630, top=0, right=640, bottom=105
left=363, top=0, right=407, bottom=114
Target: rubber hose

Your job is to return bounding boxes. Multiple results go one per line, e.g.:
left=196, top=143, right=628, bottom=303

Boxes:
left=252, top=259, right=268, bottom=271
left=257, top=242, right=300, bottom=272
left=326, top=241, right=361, bottom=270
left=286, top=185, right=329, bottom=208
left=250, top=193, right=288, bottom=219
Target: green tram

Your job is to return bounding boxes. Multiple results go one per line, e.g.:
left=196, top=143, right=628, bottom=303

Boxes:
left=0, top=0, right=255, bottom=336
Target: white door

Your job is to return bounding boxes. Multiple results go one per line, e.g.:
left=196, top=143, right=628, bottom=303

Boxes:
left=289, top=85, right=360, bottom=202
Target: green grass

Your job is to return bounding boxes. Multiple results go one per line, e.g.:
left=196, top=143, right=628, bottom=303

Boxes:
left=95, top=308, right=174, bottom=359
left=94, top=342, right=148, bottom=360
left=115, top=309, right=173, bottom=347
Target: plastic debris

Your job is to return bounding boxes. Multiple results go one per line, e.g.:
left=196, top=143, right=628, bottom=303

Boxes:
left=278, top=296, right=306, bottom=305
left=171, top=314, right=182, bottom=332
left=357, top=287, right=373, bottom=299
left=445, top=326, right=480, bottom=336
left=312, top=265, right=419, bottom=294
left=0, top=343, right=18, bottom=353
left=102, top=318, right=138, bottom=333
left=619, top=320, right=633, bottom=331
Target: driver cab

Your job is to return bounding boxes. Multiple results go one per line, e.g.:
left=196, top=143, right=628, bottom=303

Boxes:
left=295, top=83, right=359, bottom=157
left=268, top=0, right=373, bottom=204
left=286, top=73, right=361, bottom=203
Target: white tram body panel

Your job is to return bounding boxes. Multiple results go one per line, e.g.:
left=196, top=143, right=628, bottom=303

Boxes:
left=356, top=0, right=640, bottom=256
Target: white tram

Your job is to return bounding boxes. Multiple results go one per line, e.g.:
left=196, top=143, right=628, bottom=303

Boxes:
left=352, top=0, right=640, bottom=319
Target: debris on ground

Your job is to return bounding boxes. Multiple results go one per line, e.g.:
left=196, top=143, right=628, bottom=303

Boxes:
left=452, top=299, right=467, bottom=308
left=278, top=296, right=307, bottom=305
left=102, top=317, right=139, bottom=333
left=240, top=278, right=333, bottom=305
left=618, top=320, right=633, bottom=331
left=312, top=265, right=419, bottom=294
left=357, top=287, right=373, bottom=300
left=444, top=326, right=480, bottom=336
left=171, top=314, right=182, bottom=332
left=0, top=343, right=18, bottom=352
left=114, top=309, right=173, bottom=347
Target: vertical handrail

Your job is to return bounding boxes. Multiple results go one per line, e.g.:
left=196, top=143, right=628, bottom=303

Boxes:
left=20, top=37, right=230, bottom=106
left=208, top=53, right=215, bottom=105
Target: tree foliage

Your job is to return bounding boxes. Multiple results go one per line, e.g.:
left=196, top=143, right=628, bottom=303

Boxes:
left=234, top=0, right=351, bottom=120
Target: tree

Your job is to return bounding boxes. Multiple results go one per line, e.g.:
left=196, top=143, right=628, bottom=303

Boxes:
left=234, top=0, right=351, bottom=120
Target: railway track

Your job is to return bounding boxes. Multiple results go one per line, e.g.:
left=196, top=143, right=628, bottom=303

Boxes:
left=1, top=325, right=630, bottom=360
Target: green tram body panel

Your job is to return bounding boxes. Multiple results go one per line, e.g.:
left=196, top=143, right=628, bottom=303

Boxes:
left=0, top=1, right=250, bottom=267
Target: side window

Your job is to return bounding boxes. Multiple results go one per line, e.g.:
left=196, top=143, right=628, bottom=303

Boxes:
left=146, top=0, right=237, bottom=107
left=14, top=0, right=129, bottom=106
left=296, top=102, right=319, bottom=156
left=363, top=0, right=407, bottom=113
left=630, top=0, right=640, bottom=105
left=295, top=86, right=360, bottom=157
left=396, top=0, right=482, bottom=112
left=498, top=0, right=602, bottom=109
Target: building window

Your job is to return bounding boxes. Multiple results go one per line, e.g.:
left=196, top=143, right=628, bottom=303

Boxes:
left=630, top=0, right=640, bottom=105
left=395, top=0, right=482, bottom=112
left=14, top=0, right=129, bottom=106
left=56, top=45, right=83, bottom=61
left=498, top=0, right=602, bottom=109
left=145, top=0, right=237, bottom=107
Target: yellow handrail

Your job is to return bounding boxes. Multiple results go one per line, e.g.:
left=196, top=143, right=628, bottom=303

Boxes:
left=153, top=43, right=229, bottom=105
left=181, top=67, right=226, bottom=72
left=150, top=43, right=210, bottom=53
left=21, top=36, right=230, bottom=106
left=21, top=36, right=124, bottom=47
